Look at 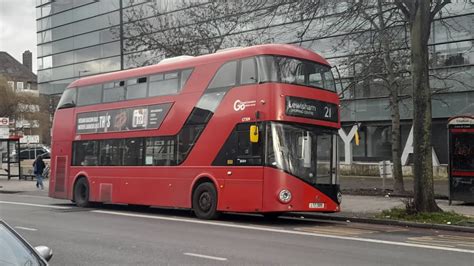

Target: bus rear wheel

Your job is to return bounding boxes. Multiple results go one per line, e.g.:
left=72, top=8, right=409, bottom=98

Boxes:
left=192, top=182, right=219, bottom=220
left=74, top=178, right=90, bottom=207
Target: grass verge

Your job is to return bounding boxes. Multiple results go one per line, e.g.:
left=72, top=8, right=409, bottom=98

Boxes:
left=377, top=208, right=474, bottom=227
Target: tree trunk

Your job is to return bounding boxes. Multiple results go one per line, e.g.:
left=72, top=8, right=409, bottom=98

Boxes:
left=409, top=0, right=441, bottom=212
left=389, top=89, right=405, bottom=194
left=377, top=0, right=405, bottom=194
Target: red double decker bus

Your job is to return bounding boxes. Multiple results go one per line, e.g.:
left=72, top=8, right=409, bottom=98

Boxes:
left=49, top=44, right=341, bottom=219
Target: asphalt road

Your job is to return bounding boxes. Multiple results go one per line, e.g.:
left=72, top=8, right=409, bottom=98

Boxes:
left=0, top=193, right=473, bottom=265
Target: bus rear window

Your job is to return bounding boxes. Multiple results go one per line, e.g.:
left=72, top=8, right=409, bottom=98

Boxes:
left=57, top=88, right=77, bottom=109
left=257, top=55, right=336, bottom=92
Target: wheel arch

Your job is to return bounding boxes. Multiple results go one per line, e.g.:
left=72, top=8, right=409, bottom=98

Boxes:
left=189, top=173, right=220, bottom=208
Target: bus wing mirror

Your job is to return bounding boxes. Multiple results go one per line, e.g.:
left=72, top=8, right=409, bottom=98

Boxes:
left=250, top=125, right=259, bottom=143
left=332, top=66, right=344, bottom=99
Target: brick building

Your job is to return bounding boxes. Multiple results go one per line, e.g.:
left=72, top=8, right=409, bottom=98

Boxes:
left=0, top=50, right=37, bottom=92
left=0, top=50, right=43, bottom=142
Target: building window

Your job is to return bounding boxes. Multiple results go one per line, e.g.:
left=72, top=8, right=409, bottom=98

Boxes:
left=7, top=81, right=14, bottom=90
left=16, top=82, right=24, bottom=91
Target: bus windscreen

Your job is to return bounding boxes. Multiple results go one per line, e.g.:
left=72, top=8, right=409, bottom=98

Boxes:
left=257, top=56, right=336, bottom=92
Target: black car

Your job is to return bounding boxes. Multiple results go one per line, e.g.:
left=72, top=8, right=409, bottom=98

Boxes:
left=17, top=147, right=51, bottom=161
left=2, top=146, right=51, bottom=163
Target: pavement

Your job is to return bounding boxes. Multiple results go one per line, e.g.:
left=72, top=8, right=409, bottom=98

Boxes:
left=1, top=175, right=473, bottom=231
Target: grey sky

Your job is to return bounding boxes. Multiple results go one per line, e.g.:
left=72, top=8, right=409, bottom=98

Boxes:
left=0, top=0, right=37, bottom=73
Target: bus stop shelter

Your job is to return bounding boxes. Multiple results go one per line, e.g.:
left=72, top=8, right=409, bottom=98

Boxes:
left=448, top=114, right=474, bottom=204
left=0, top=137, right=21, bottom=180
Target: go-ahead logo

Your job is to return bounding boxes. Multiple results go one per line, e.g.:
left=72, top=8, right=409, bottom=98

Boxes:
left=233, top=100, right=256, bottom=111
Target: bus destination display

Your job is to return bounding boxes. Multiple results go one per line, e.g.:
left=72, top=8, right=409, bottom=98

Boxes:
left=285, top=96, right=338, bottom=122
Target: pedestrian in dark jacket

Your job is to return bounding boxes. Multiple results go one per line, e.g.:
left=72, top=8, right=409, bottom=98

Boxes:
left=33, top=155, right=46, bottom=190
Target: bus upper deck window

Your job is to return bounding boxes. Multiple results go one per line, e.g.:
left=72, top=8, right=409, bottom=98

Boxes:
left=180, top=69, right=193, bottom=89
left=77, top=85, right=102, bottom=106
left=126, top=77, right=147, bottom=100
left=208, top=61, right=237, bottom=89
left=240, top=58, right=257, bottom=85
left=149, top=72, right=179, bottom=97
left=103, top=81, right=125, bottom=103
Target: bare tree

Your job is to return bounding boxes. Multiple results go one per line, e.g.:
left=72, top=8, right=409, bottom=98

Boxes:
left=362, top=0, right=408, bottom=194
left=394, top=0, right=451, bottom=212
left=121, top=0, right=284, bottom=67
left=288, top=0, right=409, bottom=194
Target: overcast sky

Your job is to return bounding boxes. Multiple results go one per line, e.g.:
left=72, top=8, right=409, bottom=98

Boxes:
left=0, top=0, right=37, bottom=73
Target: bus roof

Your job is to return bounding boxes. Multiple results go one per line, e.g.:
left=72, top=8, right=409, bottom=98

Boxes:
left=69, top=44, right=331, bottom=88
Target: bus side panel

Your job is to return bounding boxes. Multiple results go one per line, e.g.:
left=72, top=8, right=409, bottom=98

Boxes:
left=183, top=84, right=260, bottom=167
left=262, top=167, right=339, bottom=212
left=212, top=168, right=263, bottom=212
left=83, top=167, right=178, bottom=206
left=49, top=141, right=72, bottom=199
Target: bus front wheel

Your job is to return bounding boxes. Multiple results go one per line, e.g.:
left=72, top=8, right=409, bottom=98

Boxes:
left=192, top=182, right=219, bottom=220
left=74, top=178, right=90, bottom=207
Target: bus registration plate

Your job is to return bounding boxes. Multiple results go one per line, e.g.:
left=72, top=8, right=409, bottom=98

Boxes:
left=309, top=203, right=325, bottom=209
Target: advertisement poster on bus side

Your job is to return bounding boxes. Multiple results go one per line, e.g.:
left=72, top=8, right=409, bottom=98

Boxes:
left=76, top=103, right=172, bottom=134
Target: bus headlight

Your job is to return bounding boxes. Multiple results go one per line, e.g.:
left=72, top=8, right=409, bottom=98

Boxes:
left=337, top=191, right=342, bottom=204
left=278, top=189, right=292, bottom=203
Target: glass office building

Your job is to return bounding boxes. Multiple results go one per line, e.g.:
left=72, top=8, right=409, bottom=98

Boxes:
left=36, top=0, right=122, bottom=95
left=36, top=0, right=474, bottom=164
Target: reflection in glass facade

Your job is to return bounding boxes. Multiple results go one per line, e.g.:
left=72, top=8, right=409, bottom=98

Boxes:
left=36, top=0, right=474, bottom=163
left=36, top=0, right=122, bottom=95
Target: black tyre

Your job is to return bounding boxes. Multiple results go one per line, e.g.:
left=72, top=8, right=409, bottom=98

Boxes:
left=262, top=212, right=281, bottom=220
left=192, top=182, right=219, bottom=219
left=73, top=178, right=90, bottom=207
left=128, top=204, right=150, bottom=211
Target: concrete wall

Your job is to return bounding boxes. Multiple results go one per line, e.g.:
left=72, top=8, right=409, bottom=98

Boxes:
left=340, top=163, right=448, bottom=179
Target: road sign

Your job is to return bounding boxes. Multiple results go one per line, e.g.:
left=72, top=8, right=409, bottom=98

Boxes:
left=20, top=135, right=40, bottom=144
left=0, top=117, right=9, bottom=126
left=0, top=127, right=9, bottom=139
